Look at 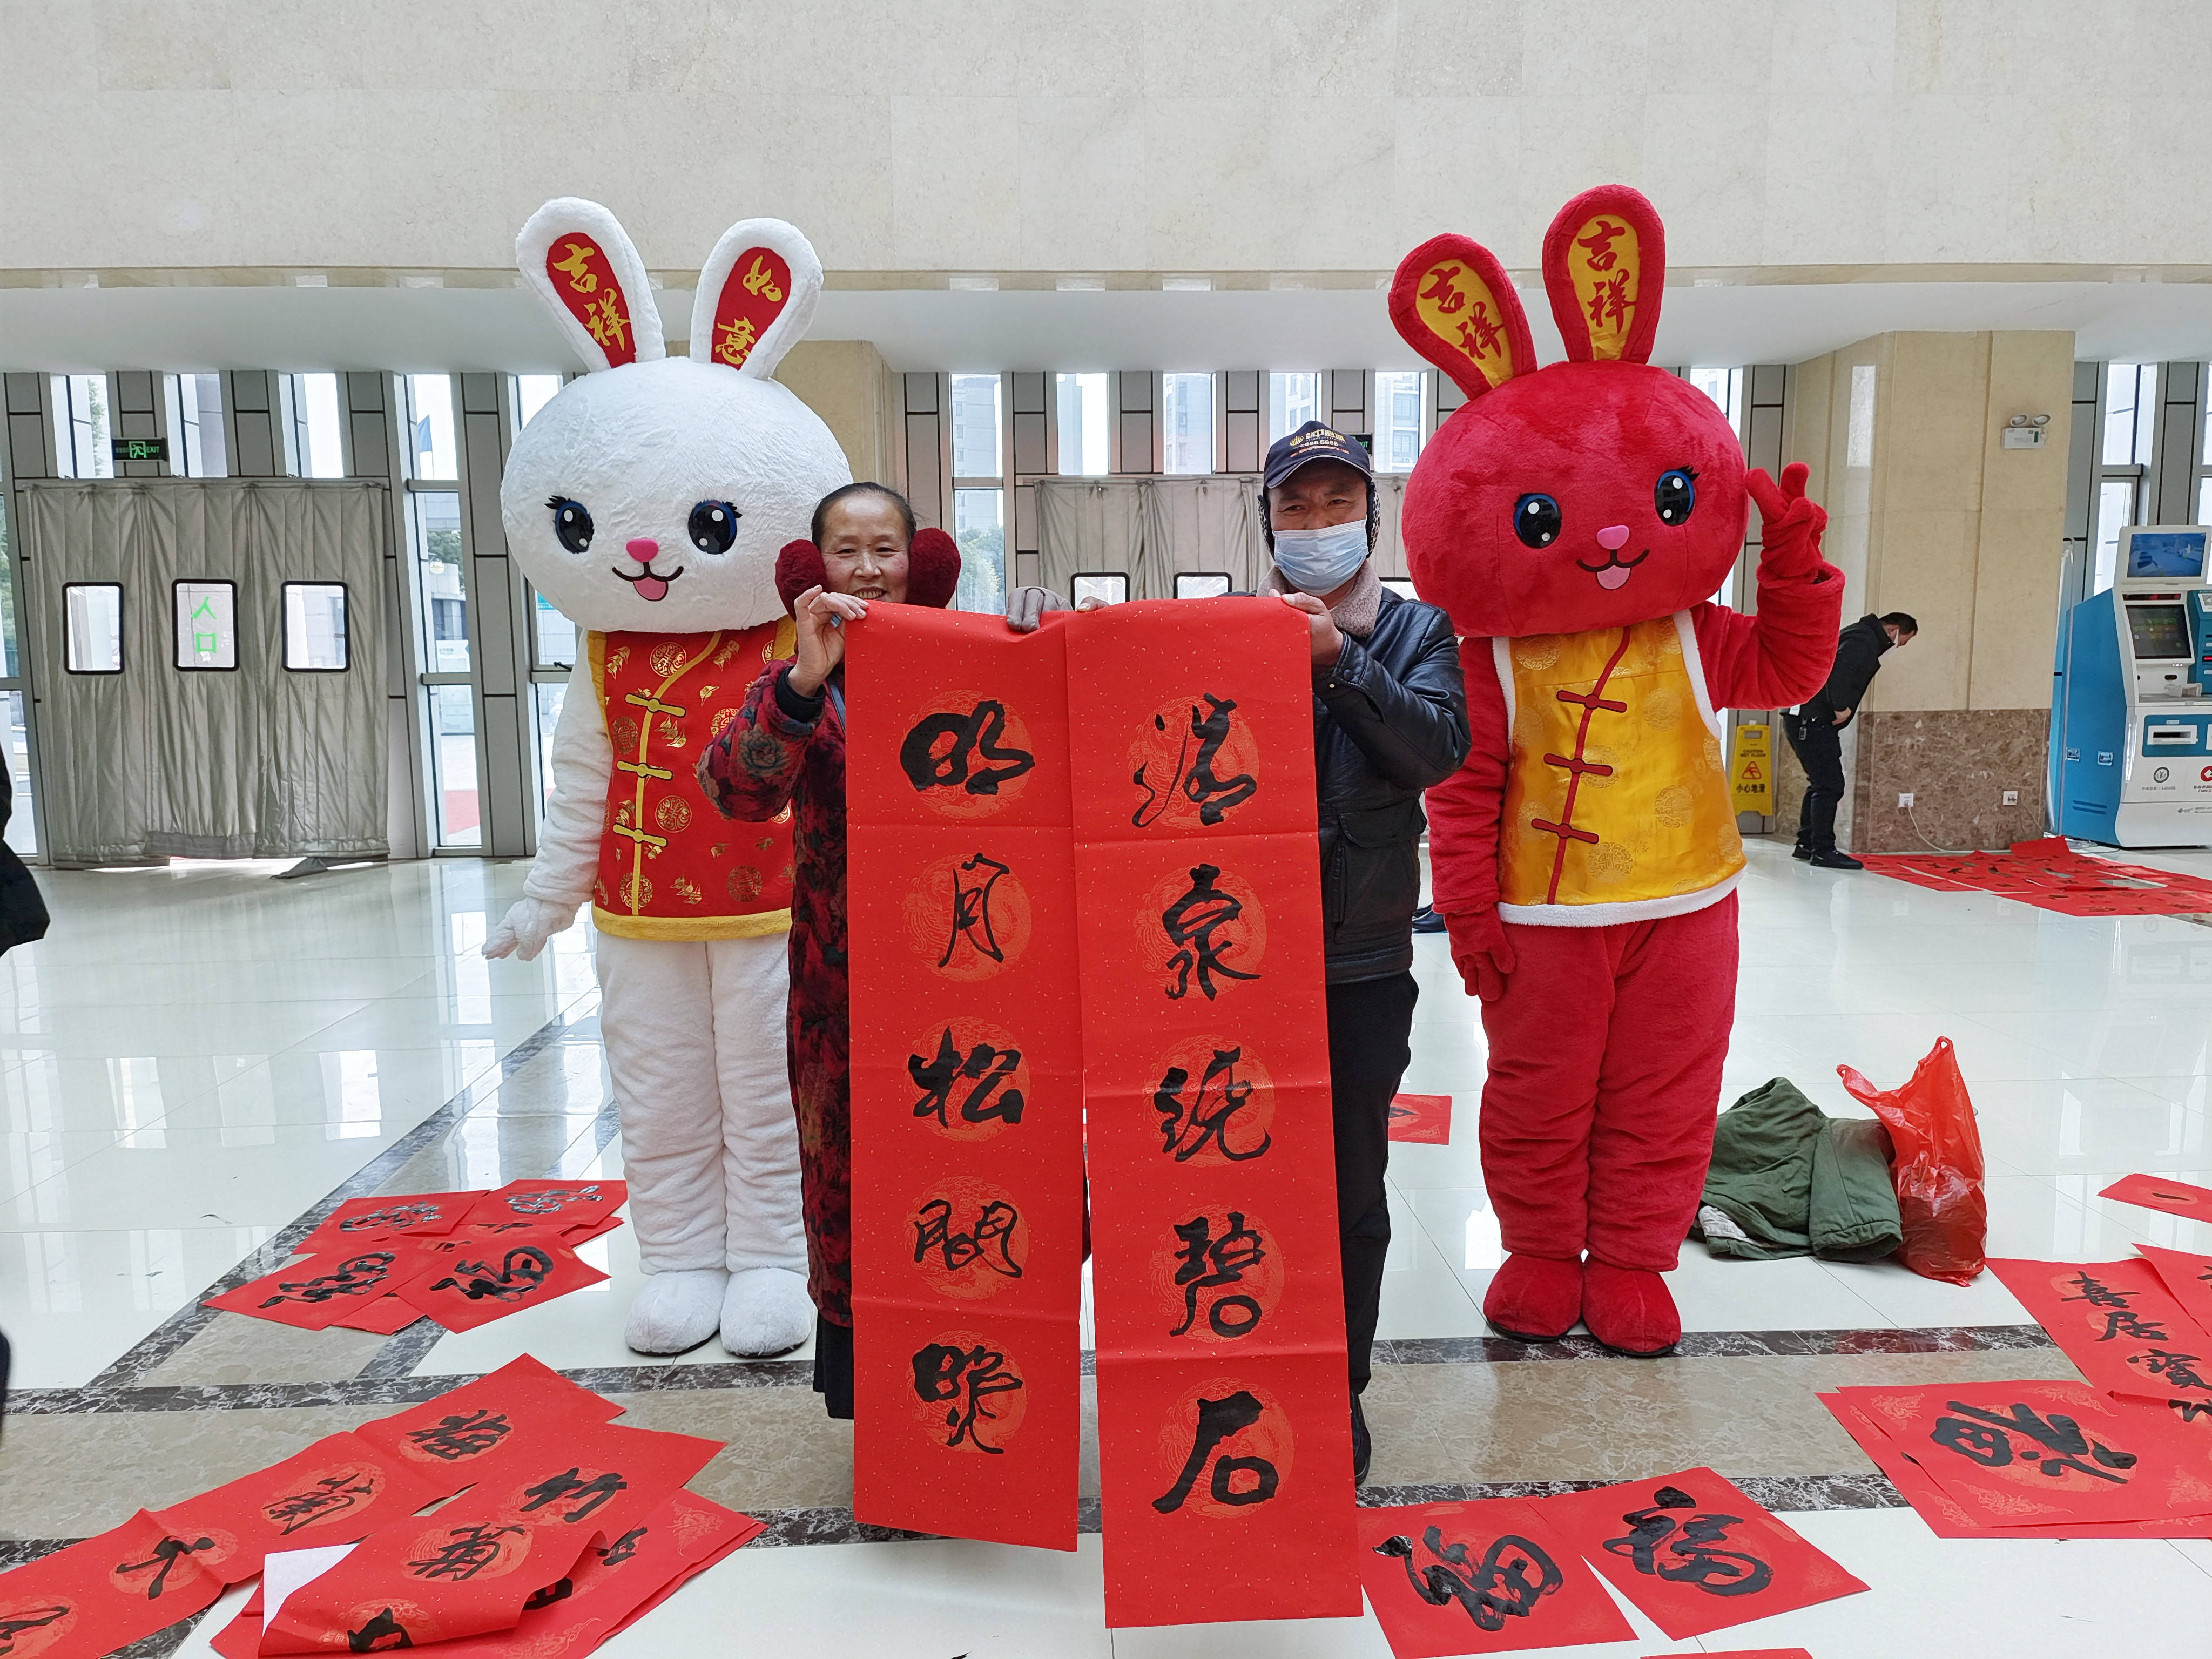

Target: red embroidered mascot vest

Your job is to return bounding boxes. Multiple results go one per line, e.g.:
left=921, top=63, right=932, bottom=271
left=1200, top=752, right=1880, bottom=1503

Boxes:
left=589, top=620, right=797, bottom=940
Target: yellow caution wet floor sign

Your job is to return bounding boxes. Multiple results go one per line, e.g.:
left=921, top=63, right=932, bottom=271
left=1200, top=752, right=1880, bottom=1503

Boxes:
left=1731, top=721, right=1772, bottom=814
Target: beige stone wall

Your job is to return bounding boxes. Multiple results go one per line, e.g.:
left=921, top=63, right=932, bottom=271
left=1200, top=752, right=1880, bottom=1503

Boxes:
left=775, top=341, right=898, bottom=485
left=14, top=3, right=2212, bottom=280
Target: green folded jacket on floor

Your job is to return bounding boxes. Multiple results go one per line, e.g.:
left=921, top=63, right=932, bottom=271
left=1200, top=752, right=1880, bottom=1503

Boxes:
left=1692, top=1076, right=1904, bottom=1262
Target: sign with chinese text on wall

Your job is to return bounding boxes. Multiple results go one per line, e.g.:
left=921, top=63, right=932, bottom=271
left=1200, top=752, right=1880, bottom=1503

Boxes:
left=1730, top=721, right=1772, bottom=815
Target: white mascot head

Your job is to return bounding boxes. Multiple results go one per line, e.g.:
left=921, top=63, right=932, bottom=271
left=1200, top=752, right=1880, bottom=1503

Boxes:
left=502, top=198, right=853, bottom=635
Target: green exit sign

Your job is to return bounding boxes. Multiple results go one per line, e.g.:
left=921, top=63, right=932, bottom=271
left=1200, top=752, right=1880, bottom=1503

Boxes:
left=111, top=437, right=166, bottom=462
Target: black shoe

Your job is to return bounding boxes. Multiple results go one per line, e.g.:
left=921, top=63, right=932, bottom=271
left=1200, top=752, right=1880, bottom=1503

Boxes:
left=1809, top=849, right=1864, bottom=870
left=1791, top=841, right=1812, bottom=861
left=1411, top=905, right=1447, bottom=934
left=1351, top=1394, right=1372, bottom=1486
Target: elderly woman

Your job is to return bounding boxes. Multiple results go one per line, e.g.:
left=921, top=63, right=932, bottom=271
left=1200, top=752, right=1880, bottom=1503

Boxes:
left=700, top=483, right=1048, bottom=1419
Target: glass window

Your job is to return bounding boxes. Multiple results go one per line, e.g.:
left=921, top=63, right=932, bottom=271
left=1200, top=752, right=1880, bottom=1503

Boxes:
left=412, top=491, right=469, bottom=672
left=51, top=375, right=113, bottom=479
left=163, top=374, right=229, bottom=477
left=404, top=374, right=458, bottom=481
left=534, top=590, right=577, bottom=669
left=514, top=374, right=563, bottom=430
left=172, top=581, right=237, bottom=670
left=1162, top=373, right=1214, bottom=475
left=1374, top=370, right=1425, bottom=473
left=1846, top=365, right=1877, bottom=469
left=284, top=373, right=346, bottom=478
left=2103, top=363, right=2157, bottom=468
left=1073, top=573, right=1129, bottom=607
left=1688, top=366, right=1744, bottom=440
left=2094, top=478, right=2137, bottom=595
left=1175, top=572, right=1232, bottom=599
left=532, top=681, right=566, bottom=805
left=1267, top=373, right=1319, bottom=444
left=0, top=496, right=18, bottom=679
left=951, top=488, right=1006, bottom=615
left=64, top=584, right=124, bottom=672
left=283, top=583, right=349, bottom=670
left=3, top=690, right=34, bottom=859
left=2198, top=476, right=2212, bottom=525
left=429, top=684, right=481, bottom=847
left=950, top=374, right=1002, bottom=478
left=1055, top=373, right=1109, bottom=475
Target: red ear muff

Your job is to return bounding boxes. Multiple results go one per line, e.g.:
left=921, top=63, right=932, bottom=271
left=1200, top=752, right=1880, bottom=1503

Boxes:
left=775, top=539, right=827, bottom=616
left=906, top=528, right=962, bottom=610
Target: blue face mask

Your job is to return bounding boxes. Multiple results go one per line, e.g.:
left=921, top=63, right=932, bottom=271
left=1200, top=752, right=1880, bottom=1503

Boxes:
left=1272, top=520, right=1370, bottom=595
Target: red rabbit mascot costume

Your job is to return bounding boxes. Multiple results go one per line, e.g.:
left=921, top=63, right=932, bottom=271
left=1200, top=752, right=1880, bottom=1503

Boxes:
left=1391, top=186, right=1843, bottom=1357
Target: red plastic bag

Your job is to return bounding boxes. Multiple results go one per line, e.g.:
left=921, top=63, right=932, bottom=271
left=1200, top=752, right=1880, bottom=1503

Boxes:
left=1837, top=1037, right=1986, bottom=1284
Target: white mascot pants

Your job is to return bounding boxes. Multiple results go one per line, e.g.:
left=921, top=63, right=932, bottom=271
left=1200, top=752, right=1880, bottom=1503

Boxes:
left=594, top=929, right=805, bottom=1280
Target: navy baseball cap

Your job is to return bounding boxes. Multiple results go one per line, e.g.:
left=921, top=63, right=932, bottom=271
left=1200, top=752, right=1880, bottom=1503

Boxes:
left=1263, top=421, right=1373, bottom=489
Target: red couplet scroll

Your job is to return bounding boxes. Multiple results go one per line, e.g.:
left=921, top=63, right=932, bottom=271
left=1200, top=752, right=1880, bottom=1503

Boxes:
left=1066, top=598, right=1359, bottom=1628
left=844, top=608, right=1087, bottom=1550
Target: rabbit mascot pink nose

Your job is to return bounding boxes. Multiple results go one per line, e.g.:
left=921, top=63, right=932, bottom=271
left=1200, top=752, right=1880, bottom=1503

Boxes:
left=1393, top=186, right=1843, bottom=1356
left=484, top=198, right=852, bottom=1358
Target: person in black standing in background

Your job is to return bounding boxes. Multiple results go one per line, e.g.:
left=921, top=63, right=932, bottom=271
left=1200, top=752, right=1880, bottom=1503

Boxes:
left=1785, top=611, right=1917, bottom=870
left=0, top=761, right=50, bottom=1430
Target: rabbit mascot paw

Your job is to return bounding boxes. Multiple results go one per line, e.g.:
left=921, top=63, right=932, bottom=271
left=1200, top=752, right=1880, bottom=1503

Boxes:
left=485, top=198, right=852, bottom=1358
left=1392, top=186, right=1843, bottom=1357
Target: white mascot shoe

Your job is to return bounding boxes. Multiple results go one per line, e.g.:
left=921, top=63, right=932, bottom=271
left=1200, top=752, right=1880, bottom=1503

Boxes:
left=721, top=1265, right=813, bottom=1358
left=625, top=1269, right=729, bottom=1357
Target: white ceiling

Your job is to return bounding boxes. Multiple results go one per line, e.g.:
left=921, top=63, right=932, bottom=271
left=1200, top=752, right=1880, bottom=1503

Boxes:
left=6, top=278, right=2212, bottom=375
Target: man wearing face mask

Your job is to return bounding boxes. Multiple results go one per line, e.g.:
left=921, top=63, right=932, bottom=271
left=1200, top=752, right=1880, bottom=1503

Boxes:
left=1263, top=421, right=1471, bottom=1485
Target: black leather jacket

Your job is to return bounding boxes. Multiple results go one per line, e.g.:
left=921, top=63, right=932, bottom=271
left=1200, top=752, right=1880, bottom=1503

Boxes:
left=1313, top=589, right=1471, bottom=982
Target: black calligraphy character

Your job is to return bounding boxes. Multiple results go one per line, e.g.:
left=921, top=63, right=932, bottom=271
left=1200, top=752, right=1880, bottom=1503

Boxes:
left=426, top=1246, right=554, bottom=1304
left=260, top=1251, right=396, bottom=1309
left=1929, top=1401, right=2137, bottom=1484
left=2098, top=1308, right=2171, bottom=1343
left=1169, top=1212, right=1267, bottom=1338
left=1418, top=265, right=1467, bottom=314
left=939, top=853, right=1010, bottom=968
left=1374, top=1527, right=1563, bottom=1632
left=1601, top=1486, right=1773, bottom=1599
left=339, top=1201, right=441, bottom=1234
left=347, top=1608, right=412, bottom=1652
left=900, top=702, right=1035, bottom=797
left=2174, top=1400, right=2212, bottom=1424
left=2132, top=1349, right=2212, bottom=1392
left=2059, top=1270, right=2132, bottom=1310
left=505, top=1184, right=601, bottom=1216
left=264, top=1471, right=378, bottom=1536
left=1152, top=1388, right=1280, bottom=1513
left=1575, top=219, right=1628, bottom=271
left=114, top=1534, right=217, bottom=1601
left=1162, top=864, right=1259, bottom=1000
left=1154, top=1047, right=1272, bottom=1162
left=907, top=1029, right=1024, bottom=1128
left=911, top=1342, right=1026, bottom=1453
left=522, top=1578, right=576, bottom=1611
left=407, top=1408, right=511, bottom=1461
left=0, top=1606, right=70, bottom=1651
left=520, top=1467, right=630, bottom=1523
left=913, top=1198, right=1024, bottom=1279
left=598, top=1526, right=648, bottom=1568
left=409, top=1522, right=527, bottom=1582
left=1132, top=696, right=1259, bottom=829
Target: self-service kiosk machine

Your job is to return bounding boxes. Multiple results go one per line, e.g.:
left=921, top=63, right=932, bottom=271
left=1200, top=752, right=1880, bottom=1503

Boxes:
left=2053, top=526, right=2212, bottom=846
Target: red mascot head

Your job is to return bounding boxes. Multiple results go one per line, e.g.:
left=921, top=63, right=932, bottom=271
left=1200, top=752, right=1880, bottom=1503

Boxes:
left=1392, top=185, right=1746, bottom=640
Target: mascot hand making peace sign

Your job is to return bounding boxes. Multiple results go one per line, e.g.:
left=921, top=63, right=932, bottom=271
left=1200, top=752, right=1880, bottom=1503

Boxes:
left=485, top=198, right=851, bottom=1359
left=1392, top=186, right=1843, bottom=1357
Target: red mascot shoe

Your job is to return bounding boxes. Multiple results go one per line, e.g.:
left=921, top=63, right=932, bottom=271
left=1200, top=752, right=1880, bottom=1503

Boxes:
left=1483, top=1253, right=1583, bottom=1343
left=1581, top=1262, right=1681, bottom=1358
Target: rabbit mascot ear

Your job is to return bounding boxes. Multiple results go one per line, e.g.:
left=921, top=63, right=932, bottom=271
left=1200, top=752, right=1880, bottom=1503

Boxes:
left=517, top=198, right=667, bottom=369
left=690, top=219, right=824, bottom=380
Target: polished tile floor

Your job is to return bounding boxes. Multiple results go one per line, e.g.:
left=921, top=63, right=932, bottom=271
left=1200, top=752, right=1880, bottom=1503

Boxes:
left=6, top=842, right=2212, bottom=1655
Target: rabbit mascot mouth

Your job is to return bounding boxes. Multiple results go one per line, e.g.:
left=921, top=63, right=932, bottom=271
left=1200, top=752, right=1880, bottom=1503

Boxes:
left=1394, top=186, right=1844, bottom=1357
left=483, top=198, right=852, bottom=1359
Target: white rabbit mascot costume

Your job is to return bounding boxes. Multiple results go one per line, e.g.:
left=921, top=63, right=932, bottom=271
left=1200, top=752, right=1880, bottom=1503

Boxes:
left=485, top=198, right=851, bottom=1357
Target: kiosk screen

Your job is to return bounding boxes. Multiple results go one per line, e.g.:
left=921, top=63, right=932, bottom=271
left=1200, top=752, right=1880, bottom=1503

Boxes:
left=2127, top=529, right=2209, bottom=579
left=2128, top=603, right=2192, bottom=660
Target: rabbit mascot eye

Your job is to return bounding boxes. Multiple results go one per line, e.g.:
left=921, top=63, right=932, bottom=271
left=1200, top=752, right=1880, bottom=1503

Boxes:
left=484, top=197, right=852, bottom=1359
left=1394, top=186, right=1844, bottom=1358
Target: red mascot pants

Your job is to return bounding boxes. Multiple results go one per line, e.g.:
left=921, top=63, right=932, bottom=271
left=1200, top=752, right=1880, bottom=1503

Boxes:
left=1477, top=893, right=1738, bottom=1272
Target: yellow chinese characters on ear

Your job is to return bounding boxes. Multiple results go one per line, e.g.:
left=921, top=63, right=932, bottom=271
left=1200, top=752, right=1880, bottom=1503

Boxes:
left=1560, top=213, right=1641, bottom=362
left=1387, top=233, right=1535, bottom=402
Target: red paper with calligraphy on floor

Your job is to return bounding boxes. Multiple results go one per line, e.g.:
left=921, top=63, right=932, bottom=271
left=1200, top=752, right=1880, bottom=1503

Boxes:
left=1988, top=1257, right=2212, bottom=1412
left=1387, top=1092, right=1453, bottom=1145
left=2098, top=1171, right=2212, bottom=1222
left=1857, top=837, right=2212, bottom=916
left=844, top=608, right=1087, bottom=1551
left=1353, top=1496, right=1633, bottom=1654
left=1067, top=599, right=1358, bottom=1628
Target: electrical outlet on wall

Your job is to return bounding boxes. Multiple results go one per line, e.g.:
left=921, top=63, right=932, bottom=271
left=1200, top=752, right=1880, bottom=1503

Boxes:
left=2003, top=790, right=2019, bottom=806
left=1898, top=792, right=1914, bottom=808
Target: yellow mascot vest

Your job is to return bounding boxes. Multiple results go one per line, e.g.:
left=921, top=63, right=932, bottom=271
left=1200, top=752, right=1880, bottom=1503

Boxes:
left=1493, top=613, right=1743, bottom=926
